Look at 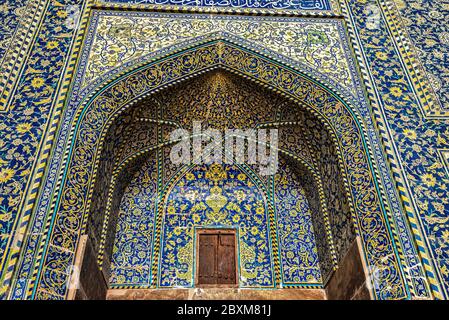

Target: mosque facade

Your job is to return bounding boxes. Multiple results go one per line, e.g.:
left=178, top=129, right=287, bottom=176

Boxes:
left=0, top=0, right=448, bottom=300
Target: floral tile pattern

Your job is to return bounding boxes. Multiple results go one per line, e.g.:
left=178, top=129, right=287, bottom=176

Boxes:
left=394, top=0, right=449, bottom=114
left=0, top=0, right=447, bottom=300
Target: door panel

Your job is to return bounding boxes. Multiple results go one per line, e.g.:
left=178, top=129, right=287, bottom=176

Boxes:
left=217, top=234, right=236, bottom=284
left=198, top=234, right=218, bottom=284
left=197, top=231, right=237, bottom=286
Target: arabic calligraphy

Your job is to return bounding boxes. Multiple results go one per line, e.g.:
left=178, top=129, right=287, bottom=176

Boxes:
left=100, top=0, right=332, bottom=10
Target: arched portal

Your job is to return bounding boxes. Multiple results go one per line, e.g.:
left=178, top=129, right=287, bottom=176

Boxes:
left=31, top=41, right=408, bottom=300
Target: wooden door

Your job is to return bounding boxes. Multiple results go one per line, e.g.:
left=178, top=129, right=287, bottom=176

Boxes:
left=197, top=230, right=237, bottom=286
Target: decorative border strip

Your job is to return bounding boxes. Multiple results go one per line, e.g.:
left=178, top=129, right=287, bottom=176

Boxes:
left=338, top=0, right=438, bottom=299
left=339, top=0, right=421, bottom=297
left=0, top=0, right=48, bottom=112
left=437, top=150, right=449, bottom=179
left=2, top=0, right=96, bottom=299
left=93, top=0, right=342, bottom=17
left=136, top=117, right=181, bottom=128
left=25, top=1, right=96, bottom=299
left=378, top=0, right=448, bottom=119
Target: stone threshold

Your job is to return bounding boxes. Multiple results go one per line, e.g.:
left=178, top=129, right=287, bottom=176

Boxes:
left=106, top=288, right=327, bottom=300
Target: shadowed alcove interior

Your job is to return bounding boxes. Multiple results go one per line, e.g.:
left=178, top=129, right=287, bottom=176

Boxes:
left=73, top=70, right=370, bottom=300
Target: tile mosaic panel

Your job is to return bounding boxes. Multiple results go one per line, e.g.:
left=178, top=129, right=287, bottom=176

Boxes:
left=280, top=104, right=355, bottom=263
left=282, top=157, right=335, bottom=282
left=0, top=0, right=85, bottom=298
left=346, top=0, right=449, bottom=297
left=80, top=11, right=358, bottom=100
left=274, top=158, right=323, bottom=284
left=110, top=157, right=158, bottom=286
left=156, top=71, right=281, bottom=130
left=394, top=0, right=449, bottom=114
left=0, top=0, right=33, bottom=112
left=159, top=164, right=275, bottom=288
left=111, top=158, right=325, bottom=288
left=4, top=0, right=446, bottom=300
left=23, top=41, right=408, bottom=299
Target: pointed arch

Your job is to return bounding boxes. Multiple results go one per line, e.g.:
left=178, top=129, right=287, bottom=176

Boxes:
left=30, top=40, right=409, bottom=300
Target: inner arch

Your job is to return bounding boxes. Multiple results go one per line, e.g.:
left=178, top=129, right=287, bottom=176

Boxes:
left=76, top=70, right=370, bottom=300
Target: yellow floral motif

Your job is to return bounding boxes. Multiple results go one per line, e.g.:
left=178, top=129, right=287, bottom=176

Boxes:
left=375, top=51, right=389, bottom=61
left=257, top=252, right=266, bottom=264
left=167, top=205, right=176, bottom=214
left=16, top=123, right=32, bottom=134
left=233, top=189, right=246, bottom=201
left=31, top=77, right=45, bottom=89
left=192, top=214, right=201, bottom=223
left=174, top=227, right=182, bottom=236
left=403, top=129, right=417, bottom=140
left=237, top=173, right=247, bottom=181
left=442, top=230, right=449, bottom=243
left=176, top=241, right=193, bottom=282
left=205, top=164, right=227, bottom=182
left=0, top=211, right=11, bottom=223
left=390, top=87, right=403, bottom=97
left=0, top=168, right=15, bottom=183
left=421, top=173, right=437, bottom=187
left=46, top=41, right=59, bottom=50
left=205, top=186, right=228, bottom=222
left=56, top=10, right=68, bottom=18
left=250, top=226, right=259, bottom=235
left=240, top=241, right=257, bottom=281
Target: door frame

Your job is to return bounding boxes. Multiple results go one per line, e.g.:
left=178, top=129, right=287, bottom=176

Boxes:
left=195, top=228, right=239, bottom=288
